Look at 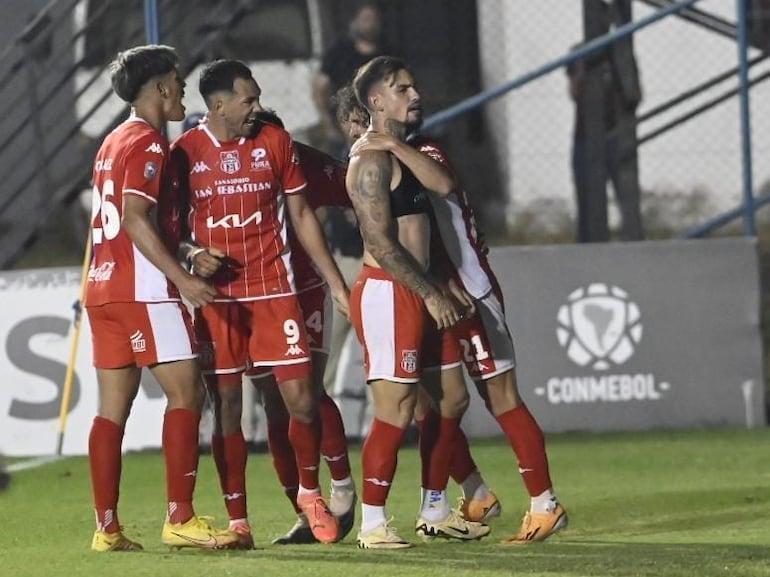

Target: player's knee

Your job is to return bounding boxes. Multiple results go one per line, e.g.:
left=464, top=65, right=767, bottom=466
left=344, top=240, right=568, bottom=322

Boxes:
left=279, top=380, right=317, bottom=422
left=445, top=387, right=470, bottom=418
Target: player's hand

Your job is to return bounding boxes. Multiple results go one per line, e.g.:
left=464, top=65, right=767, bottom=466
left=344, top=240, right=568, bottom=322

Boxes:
left=330, top=281, right=350, bottom=320
left=176, top=272, right=217, bottom=308
left=446, top=278, right=476, bottom=318
left=349, top=132, right=395, bottom=157
left=192, top=247, right=225, bottom=278
left=424, top=290, right=462, bottom=330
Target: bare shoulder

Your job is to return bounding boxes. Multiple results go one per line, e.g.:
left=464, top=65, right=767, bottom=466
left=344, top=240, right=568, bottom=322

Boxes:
left=347, top=150, right=392, bottom=198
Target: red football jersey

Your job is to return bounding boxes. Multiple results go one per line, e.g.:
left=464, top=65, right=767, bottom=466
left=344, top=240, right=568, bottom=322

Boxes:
left=171, top=123, right=307, bottom=301
left=409, top=135, right=496, bottom=299
left=86, top=116, right=179, bottom=306
left=290, top=142, right=352, bottom=292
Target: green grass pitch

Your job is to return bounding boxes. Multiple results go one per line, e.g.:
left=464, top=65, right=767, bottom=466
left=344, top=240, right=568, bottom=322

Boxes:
left=2, top=429, right=770, bottom=577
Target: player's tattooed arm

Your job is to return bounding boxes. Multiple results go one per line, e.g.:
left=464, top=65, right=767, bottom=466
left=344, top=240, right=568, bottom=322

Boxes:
left=347, top=150, right=436, bottom=299
left=349, top=133, right=457, bottom=197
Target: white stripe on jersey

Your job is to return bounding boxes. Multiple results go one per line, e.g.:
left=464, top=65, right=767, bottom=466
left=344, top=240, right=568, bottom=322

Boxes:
left=276, top=192, right=296, bottom=293
left=132, top=243, right=173, bottom=302
left=429, top=192, right=493, bottom=300
left=200, top=124, right=221, bottom=148
left=240, top=194, right=249, bottom=296
left=123, top=189, right=157, bottom=203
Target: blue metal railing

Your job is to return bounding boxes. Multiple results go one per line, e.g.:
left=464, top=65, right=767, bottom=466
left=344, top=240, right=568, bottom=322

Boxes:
left=419, top=0, right=761, bottom=240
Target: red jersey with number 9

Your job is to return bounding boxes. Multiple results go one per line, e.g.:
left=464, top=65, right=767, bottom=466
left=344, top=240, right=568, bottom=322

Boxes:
left=171, top=123, right=307, bottom=301
left=86, top=116, right=179, bottom=307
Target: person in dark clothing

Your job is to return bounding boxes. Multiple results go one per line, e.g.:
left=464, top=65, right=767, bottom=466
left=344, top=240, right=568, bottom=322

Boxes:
left=567, top=0, right=644, bottom=242
left=312, top=2, right=388, bottom=154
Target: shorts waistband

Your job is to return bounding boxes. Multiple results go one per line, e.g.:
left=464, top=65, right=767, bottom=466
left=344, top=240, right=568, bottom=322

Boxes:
left=359, top=265, right=395, bottom=282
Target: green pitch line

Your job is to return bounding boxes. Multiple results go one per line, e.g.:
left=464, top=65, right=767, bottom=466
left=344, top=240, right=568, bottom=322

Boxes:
left=1, top=429, right=770, bottom=577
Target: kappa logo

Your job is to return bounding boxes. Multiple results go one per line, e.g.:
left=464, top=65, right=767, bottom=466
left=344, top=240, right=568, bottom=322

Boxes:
left=190, top=161, right=211, bottom=174
left=220, top=150, right=240, bottom=174
left=400, top=349, right=418, bottom=374
left=144, top=142, right=164, bottom=155
left=285, top=344, right=305, bottom=356
left=556, top=283, right=643, bottom=371
left=250, top=147, right=271, bottom=171
left=364, top=477, right=391, bottom=487
left=130, top=330, right=146, bottom=353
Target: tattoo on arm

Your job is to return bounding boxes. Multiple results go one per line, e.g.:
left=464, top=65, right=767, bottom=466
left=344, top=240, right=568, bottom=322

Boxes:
left=348, top=152, right=435, bottom=299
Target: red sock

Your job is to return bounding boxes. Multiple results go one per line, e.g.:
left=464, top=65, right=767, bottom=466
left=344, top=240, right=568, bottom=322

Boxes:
left=89, top=416, right=123, bottom=533
left=163, top=408, right=200, bottom=524
left=319, top=392, right=351, bottom=480
left=450, top=428, right=478, bottom=484
left=418, top=411, right=460, bottom=491
left=495, top=405, right=552, bottom=496
left=288, top=418, right=321, bottom=491
left=361, top=419, right=405, bottom=506
left=211, top=430, right=248, bottom=520
left=267, top=418, right=300, bottom=513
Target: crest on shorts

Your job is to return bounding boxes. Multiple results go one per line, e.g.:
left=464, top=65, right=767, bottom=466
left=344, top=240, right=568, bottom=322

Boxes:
left=220, top=150, right=240, bottom=174
left=400, top=349, right=418, bottom=374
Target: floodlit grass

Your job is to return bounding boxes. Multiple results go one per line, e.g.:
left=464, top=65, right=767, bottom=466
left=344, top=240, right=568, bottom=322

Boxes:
left=2, top=429, right=770, bottom=577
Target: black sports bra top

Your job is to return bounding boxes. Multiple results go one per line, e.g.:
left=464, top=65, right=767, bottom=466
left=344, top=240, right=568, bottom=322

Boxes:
left=390, top=159, right=431, bottom=218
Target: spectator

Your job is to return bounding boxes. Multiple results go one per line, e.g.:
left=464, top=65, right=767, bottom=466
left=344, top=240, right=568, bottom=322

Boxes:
left=312, top=2, right=389, bottom=154
left=567, top=0, right=644, bottom=242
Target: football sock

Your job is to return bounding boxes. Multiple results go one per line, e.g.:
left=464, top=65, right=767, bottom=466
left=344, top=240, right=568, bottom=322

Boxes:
left=419, top=413, right=460, bottom=492
left=297, top=484, right=320, bottom=498
left=319, top=392, right=351, bottom=480
left=419, top=488, right=450, bottom=522
left=461, top=471, right=491, bottom=501
left=361, top=504, right=387, bottom=534
left=450, top=428, right=479, bottom=485
left=495, top=405, right=552, bottom=496
left=266, top=418, right=301, bottom=513
left=163, top=408, right=200, bottom=524
left=89, top=416, right=123, bottom=533
left=361, top=419, right=405, bottom=506
left=288, top=417, right=321, bottom=491
left=331, top=475, right=354, bottom=489
left=211, top=430, right=248, bottom=520
left=531, top=488, right=559, bottom=513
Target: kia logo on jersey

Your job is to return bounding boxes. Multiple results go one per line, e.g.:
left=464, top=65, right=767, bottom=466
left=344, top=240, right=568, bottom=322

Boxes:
left=220, top=150, right=240, bottom=174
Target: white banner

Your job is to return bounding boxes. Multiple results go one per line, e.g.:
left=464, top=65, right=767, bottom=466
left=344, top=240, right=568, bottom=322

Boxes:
left=0, top=268, right=167, bottom=456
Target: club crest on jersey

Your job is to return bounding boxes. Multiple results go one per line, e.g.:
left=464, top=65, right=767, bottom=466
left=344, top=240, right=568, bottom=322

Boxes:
left=220, top=150, right=241, bottom=174
left=144, top=161, right=158, bottom=179
left=401, top=349, right=418, bottom=374
left=250, top=147, right=271, bottom=171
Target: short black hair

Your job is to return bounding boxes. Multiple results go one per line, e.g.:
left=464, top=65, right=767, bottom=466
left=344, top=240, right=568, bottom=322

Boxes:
left=334, top=84, right=369, bottom=127
left=352, top=55, right=406, bottom=112
left=109, top=44, right=178, bottom=103
left=199, top=59, right=253, bottom=108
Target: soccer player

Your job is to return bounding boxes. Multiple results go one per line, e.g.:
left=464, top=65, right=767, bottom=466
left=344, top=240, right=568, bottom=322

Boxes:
left=85, top=45, right=238, bottom=552
left=347, top=57, right=490, bottom=549
left=338, top=81, right=502, bottom=527
left=350, top=67, right=568, bottom=545
left=233, top=110, right=357, bottom=545
left=341, top=85, right=503, bottom=525
left=169, top=60, right=349, bottom=546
